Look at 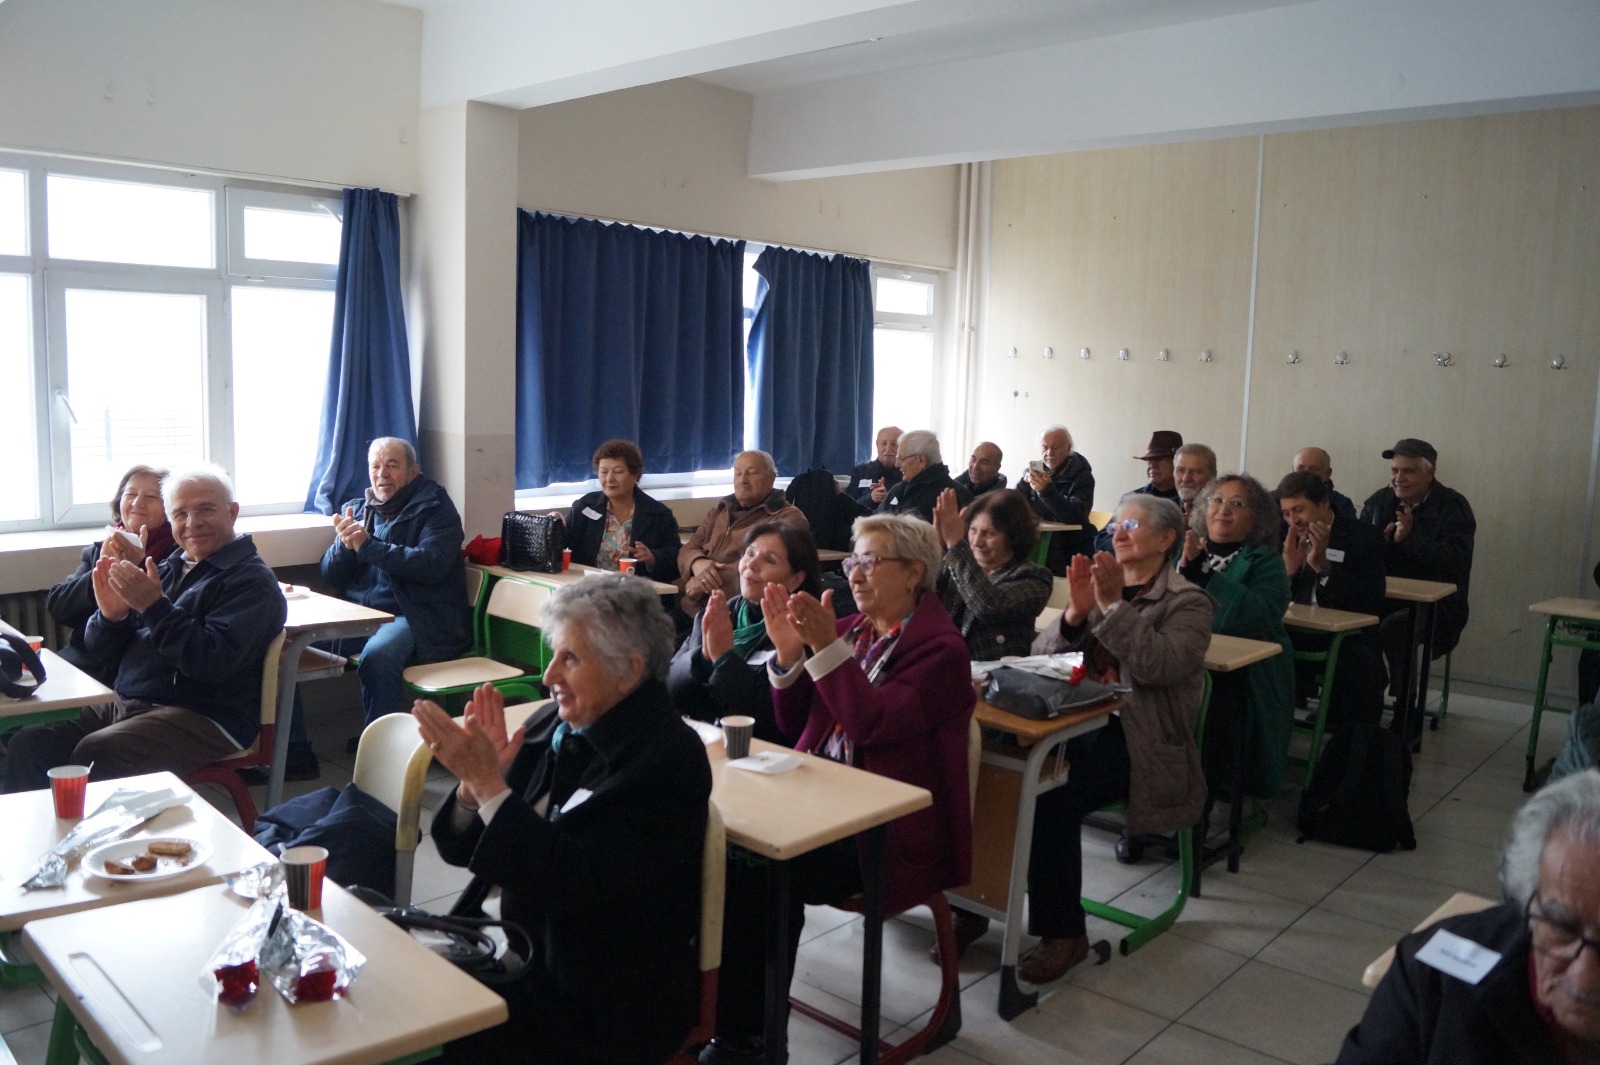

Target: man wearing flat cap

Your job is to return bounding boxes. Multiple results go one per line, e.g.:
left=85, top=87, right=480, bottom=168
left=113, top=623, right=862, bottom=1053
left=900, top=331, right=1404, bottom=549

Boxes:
left=1094, top=430, right=1183, bottom=552
left=1359, top=438, right=1476, bottom=712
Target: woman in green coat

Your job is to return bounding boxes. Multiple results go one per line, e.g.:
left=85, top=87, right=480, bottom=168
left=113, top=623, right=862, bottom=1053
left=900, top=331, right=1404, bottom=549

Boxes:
left=1180, top=473, right=1296, bottom=799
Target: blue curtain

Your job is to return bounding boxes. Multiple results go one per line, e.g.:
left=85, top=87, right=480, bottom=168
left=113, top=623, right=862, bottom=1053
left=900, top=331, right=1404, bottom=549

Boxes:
left=747, top=247, right=874, bottom=476
left=516, top=212, right=746, bottom=487
left=305, top=187, right=416, bottom=514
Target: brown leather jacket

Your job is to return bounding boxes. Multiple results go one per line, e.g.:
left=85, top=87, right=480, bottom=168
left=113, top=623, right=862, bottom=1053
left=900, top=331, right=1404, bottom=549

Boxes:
left=1031, top=565, right=1212, bottom=834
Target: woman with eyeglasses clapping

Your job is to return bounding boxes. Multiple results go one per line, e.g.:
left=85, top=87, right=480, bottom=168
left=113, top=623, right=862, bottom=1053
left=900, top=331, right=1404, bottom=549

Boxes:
left=698, top=514, right=974, bottom=1065
left=1180, top=473, right=1296, bottom=815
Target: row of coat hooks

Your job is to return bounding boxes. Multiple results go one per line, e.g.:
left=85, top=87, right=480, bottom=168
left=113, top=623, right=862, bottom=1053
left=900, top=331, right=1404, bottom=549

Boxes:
left=1007, top=346, right=1576, bottom=368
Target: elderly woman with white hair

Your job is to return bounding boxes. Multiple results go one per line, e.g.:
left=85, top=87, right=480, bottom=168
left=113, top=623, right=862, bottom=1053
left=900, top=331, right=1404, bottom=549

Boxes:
left=1336, top=769, right=1600, bottom=1063
left=415, top=576, right=711, bottom=1065
left=699, top=514, right=976, bottom=1065
left=876, top=429, right=972, bottom=522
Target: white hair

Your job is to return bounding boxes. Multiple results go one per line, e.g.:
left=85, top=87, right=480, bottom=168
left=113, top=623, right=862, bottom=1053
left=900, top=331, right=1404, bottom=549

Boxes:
left=162, top=463, right=235, bottom=511
left=736, top=450, right=776, bottom=478
left=851, top=513, right=943, bottom=595
left=368, top=437, right=418, bottom=467
left=897, top=430, right=941, bottom=465
left=539, top=575, right=677, bottom=683
left=1502, top=769, right=1600, bottom=906
left=1039, top=424, right=1073, bottom=451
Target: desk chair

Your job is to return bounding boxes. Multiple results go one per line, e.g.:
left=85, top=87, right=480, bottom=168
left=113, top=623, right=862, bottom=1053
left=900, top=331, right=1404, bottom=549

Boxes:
left=1087, top=510, right=1113, bottom=531
left=183, top=630, right=290, bottom=833
left=1288, top=630, right=1358, bottom=788
left=789, top=718, right=982, bottom=1064
left=1046, top=577, right=1070, bottom=612
left=1080, top=678, right=1211, bottom=956
left=670, top=802, right=726, bottom=1065
left=352, top=713, right=435, bottom=907
left=403, top=578, right=552, bottom=710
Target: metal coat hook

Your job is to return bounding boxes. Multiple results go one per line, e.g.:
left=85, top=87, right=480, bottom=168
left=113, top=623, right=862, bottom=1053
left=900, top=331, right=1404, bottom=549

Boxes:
left=1493, top=354, right=1508, bottom=368
left=1006, top=346, right=1018, bottom=359
left=1287, top=350, right=1301, bottom=365
left=1043, top=346, right=1054, bottom=360
left=1433, top=351, right=1453, bottom=367
left=1334, top=351, right=1350, bottom=366
left=1157, top=348, right=1170, bottom=362
left=1552, top=354, right=1567, bottom=370
left=1117, top=348, right=1130, bottom=361
left=1079, top=347, right=1091, bottom=361
left=1199, top=350, right=1214, bottom=363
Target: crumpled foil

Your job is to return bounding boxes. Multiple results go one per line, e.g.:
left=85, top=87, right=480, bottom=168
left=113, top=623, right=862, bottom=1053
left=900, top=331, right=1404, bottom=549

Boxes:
left=222, top=861, right=285, bottom=901
left=22, top=788, right=188, bottom=890
left=201, top=894, right=278, bottom=1011
left=200, top=886, right=365, bottom=1011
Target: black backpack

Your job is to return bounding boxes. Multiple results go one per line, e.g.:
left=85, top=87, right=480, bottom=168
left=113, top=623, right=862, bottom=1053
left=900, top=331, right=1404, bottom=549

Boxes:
left=1297, top=723, right=1417, bottom=853
left=785, top=466, right=857, bottom=552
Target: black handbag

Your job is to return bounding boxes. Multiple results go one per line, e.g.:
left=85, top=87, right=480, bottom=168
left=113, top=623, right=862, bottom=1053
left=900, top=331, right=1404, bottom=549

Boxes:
left=0, top=620, right=45, bottom=699
left=500, top=511, right=565, bottom=573
left=982, top=666, right=1126, bottom=721
left=349, top=885, right=533, bottom=987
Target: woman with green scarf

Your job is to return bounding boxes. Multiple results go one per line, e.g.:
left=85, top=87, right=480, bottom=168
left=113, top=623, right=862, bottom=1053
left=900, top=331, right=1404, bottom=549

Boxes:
left=667, top=522, right=822, bottom=743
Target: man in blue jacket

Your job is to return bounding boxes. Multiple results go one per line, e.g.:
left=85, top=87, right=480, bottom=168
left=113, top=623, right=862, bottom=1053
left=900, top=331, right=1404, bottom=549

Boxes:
left=4, top=466, right=286, bottom=791
left=322, top=438, right=471, bottom=740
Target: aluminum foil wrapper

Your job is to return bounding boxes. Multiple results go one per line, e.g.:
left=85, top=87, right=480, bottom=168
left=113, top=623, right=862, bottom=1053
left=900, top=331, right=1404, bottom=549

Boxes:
left=200, top=894, right=279, bottom=1012
left=222, top=861, right=285, bottom=901
left=22, top=787, right=188, bottom=890
left=259, top=903, right=366, bottom=1005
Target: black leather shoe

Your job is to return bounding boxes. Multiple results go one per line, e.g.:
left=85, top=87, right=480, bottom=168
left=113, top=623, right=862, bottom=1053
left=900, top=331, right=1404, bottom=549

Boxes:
left=1114, top=833, right=1145, bottom=864
left=697, top=1035, right=767, bottom=1065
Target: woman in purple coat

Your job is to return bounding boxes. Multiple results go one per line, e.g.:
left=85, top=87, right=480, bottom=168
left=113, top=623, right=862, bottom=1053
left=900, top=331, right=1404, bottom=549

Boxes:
left=699, top=514, right=975, bottom=1065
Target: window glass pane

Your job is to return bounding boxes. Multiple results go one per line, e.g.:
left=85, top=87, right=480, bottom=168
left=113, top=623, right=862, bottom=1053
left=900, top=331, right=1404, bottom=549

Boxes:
left=0, top=275, right=38, bottom=521
left=872, top=328, right=934, bottom=433
left=243, top=206, right=341, bottom=265
left=0, top=170, right=25, bottom=256
left=876, top=277, right=932, bottom=316
left=231, top=286, right=334, bottom=506
left=64, top=289, right=207, bottom=507
left=48, top=175, right=214, bottom=268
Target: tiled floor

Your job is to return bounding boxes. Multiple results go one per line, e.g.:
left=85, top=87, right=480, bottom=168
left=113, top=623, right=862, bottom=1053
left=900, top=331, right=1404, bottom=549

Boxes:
left=0, top=679, right=1569, bottom=1065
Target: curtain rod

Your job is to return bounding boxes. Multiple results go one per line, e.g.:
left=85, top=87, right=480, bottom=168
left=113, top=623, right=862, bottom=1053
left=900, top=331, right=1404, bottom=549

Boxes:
left=528, top=206, right=947, bottom=275
left=0, top=145, right=411, bottom=197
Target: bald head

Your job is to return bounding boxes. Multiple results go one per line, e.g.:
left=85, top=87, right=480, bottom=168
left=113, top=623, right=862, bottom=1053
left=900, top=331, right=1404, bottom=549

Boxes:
left=1293, top=447, right=1334, bottom=484
left=968, top=442, right=1003, bottom=487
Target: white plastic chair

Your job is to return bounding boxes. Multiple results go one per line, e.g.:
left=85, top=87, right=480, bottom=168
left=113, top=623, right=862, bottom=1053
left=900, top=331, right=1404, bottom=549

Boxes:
left=352, top=712, right=436, bottom=906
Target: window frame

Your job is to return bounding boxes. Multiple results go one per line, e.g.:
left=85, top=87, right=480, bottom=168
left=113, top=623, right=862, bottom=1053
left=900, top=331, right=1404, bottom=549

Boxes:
left=0, top=151, right=340, bottom=533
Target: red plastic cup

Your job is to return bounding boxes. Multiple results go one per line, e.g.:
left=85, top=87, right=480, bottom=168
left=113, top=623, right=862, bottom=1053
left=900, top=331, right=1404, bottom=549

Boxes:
left=561, top=548, right=571, bottom=572
left=282, top=846, right=328, bottom=910
left=619, top=558, right=637, bottom=576
left=48, top=765, right=90, bottom=819
left=24, top=635, right=43, bottom=652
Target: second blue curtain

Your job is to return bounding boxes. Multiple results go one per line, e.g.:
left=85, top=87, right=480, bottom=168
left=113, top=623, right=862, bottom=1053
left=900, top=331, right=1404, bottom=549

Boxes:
left=515, top=212, right=746, bottom=487
left=747, top=247, right=874, bottom=476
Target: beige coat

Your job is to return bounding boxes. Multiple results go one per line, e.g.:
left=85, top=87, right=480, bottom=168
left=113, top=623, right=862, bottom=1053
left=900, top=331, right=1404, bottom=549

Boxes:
left=676, top=489, right=808, bottom=615
left=1031, top=565, right=1213, bottom=835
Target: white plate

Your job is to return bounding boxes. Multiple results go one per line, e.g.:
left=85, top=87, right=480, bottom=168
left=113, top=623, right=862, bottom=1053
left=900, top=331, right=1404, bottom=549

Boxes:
left=83, top=836, right=213, bottom=883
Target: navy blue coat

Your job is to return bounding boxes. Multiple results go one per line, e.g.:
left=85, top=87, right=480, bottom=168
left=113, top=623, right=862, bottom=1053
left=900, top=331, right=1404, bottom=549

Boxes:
left=321, top=477, right=472, bottom=663
left=85, top=534, right=286, bottom=747
left=564, top=488, right=681, bottom=583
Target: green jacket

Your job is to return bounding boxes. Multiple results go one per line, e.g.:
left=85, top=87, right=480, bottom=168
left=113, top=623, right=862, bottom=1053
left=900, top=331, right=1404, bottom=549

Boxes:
left=1203, top=544, right=1295, bottom=798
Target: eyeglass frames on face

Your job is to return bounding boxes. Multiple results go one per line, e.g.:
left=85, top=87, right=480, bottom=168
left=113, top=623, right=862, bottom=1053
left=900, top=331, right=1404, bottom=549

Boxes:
left=841, top=554, right=906, bottom=578
left=1527, top=894, right=1600, bottom=963
left=1208, top=495, right=1249, bottom=511
left=1105, top=519, right=1142, bottom=534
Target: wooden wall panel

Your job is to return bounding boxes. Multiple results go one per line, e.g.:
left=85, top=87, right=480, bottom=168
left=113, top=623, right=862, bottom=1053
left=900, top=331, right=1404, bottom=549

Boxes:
left=983, top=138, right=1258, bottom=500
left=984, top=106, right=1600, bottom=690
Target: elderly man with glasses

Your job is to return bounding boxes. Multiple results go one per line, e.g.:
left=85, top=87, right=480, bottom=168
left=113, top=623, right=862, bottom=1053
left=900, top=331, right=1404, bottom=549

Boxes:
left=1336, top=769, right=1600, bottom=1063
left=875, top=429, right=971, bottom=522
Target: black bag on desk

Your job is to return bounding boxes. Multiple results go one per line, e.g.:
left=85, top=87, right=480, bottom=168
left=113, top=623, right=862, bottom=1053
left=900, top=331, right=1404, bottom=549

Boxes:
left=1297, top=722, right=1416, bottom=853
left=982, top=666, right=1125, bottom=721
left=0, top=620, right=45, bottom=699
left=500, top=511, right=565, bottom=573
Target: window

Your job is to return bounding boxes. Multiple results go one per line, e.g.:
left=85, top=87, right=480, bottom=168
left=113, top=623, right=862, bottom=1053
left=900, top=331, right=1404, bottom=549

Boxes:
left=2, top=155, right=339, bottom=531
left=871, top=265, right=939, bottom=433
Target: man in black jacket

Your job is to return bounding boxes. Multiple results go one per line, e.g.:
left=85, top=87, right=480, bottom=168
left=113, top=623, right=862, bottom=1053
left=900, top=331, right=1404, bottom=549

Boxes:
left=877, top=430, right=970, bottom=522
left=1279, top=471, right=1388, bottom=730
left=1020, top=423, right=1095, bottom=571
left=1335, top=771, right=1600, bottom=1064
left=5, top=466, right=286, bottom=792
left=1358, top=438, right=1476, bottom=696
left=953, top=441, right=1007, bottom=497
left=848, top=424, right=902, bottom=506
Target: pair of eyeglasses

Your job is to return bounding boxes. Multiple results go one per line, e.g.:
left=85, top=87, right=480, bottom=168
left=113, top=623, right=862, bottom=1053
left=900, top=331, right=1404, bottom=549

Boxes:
left=1104, top=519, right=1142, bottom=534
left=1526, top=894, right=1600, bottom=962
left=1208, top=496, right=1249, bottom=511
left=841, top=553, right=906, bottom=578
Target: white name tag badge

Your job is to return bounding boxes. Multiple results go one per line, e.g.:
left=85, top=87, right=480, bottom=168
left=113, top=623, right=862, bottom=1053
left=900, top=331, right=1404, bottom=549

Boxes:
left=559, top=787, right=593, bottom=813
left=1414, top=928, right=1502, bottom=985
left=858, top=479, right=872, bottom=488
left=889, top=497, right=900, bottom=506
left=1325, top=548, right=1346, bottom=563
left=582, top=507, right=603, bottom=521
left=746, top=648, right=777, bottom=666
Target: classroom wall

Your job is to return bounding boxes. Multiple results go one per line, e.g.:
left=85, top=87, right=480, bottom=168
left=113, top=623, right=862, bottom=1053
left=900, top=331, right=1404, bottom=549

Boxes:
left=516, top=78, right=961, bottom=271
left=981, top=106, right=1600, bottom=691
left=0, top=0, right=421, bottom=193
